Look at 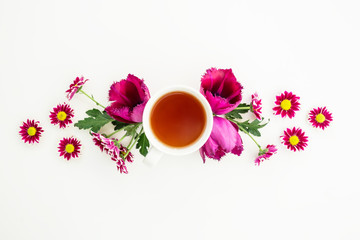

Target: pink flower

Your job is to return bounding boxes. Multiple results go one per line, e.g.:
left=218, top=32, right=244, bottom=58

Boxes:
left=19, top=119, right=44, bottom=144
left=200, top=68, right=243, bottom=115
left=58, top=137, right=81, bottom=160
left=308, top=107, right=333, bottom=130
left=49, top=103, right=74, bottom=128
left=92, top=132, right=133, bottom=173
left=251, top=92, right=262, bottom=120
left=105, top=74, right=150, bottom=123
left=273, top=91, right=300, bottom=118
left=200, top=116, right=243, bottom=162
left=255, top=144, right=277, bottom=166
left=281, top=127, right=308, bottom=152
left=66, top=76, right=88, bottom=100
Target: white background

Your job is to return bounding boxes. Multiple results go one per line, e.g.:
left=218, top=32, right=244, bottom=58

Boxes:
left=1, top=0, right=359, bottom=239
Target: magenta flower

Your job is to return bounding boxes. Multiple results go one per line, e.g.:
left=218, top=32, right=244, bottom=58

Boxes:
left=273, top=91, right=300, bottom=118
left=308, top=107, right=333, bottom=130
left=251, top=92, right=262, bottom=120
left=58, top=137, right=81, bottom=160
left=19, top=119, right=44, bottom=144
left=105, top=74, right=150, bottom=123
left=92, top=132, right=133, bottom=174
left=66, top=76, right=88, bottom=100
left=200, top=68, right=243, bottom=115
left=255, top=144, right=277, bottom=166
left=49, top=103, right=74, bottom=128
left=200, top=116, right=243, bottom=162
left=281, top=127, right=308, bottom=152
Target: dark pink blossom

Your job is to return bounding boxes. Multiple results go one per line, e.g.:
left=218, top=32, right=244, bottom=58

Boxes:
left=308, top=107, right=333, bottom=130
left=19, top=119, right=44, bottom=144
left=92, top=132, right=133, bottom=173
left=281, top=127, right=308, bottom=152
left=58, top=137, right=81, bottom=160
left=105, top=74, right=150, bottom=123
left=254, top=144, right=277, bottom=166
left=200, top=68, right=243, bottom=115
left=273, top=91, right=300, bottom=119
left=200, top=116, right=243, bottom=162
left=66, top=76, right=88, bottom=100
left=251, top=92, right=262, bottom=120
left=49, top=103, right=74, bottom=128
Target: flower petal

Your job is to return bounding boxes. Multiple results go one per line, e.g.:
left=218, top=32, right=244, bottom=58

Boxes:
left=107, top=74, right=150, bottom=123
left=105, top=103, right=134, bottom=123
left=132, top=102, right=146, bottom=123
left=126, top=74, right=150, bottom=103
left=200, top=68, right=243, bottom=115
left=109, top=81, right=137, bottom=106
left=200, top=116, right=243, bottom=162
left=203, top=91, right=237, bottom=115
left=211, top=117, right=242, bottom=152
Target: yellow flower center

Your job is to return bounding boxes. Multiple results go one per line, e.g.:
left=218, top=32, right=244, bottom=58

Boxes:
left=65, top=144, right=75, bottom=153
left=315, top=113, right=326, bottom=123
left=280, top=99, right=291, bottom=111
left=57, top=111, right=67, bottom=121
left=289, top=136, right=299, bottom=146
left=27, top=127, right=36, bottom=136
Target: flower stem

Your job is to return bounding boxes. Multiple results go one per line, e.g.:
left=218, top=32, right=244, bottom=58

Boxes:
left=124, top=127, right=143, bottom=158
left=107, top=125, right=129, bottom=138
left=79, top=89, right=106, bottom=109
left=235, top=106, right=251, bottom=110
left=227, top=118, right=262, bottom=150
left=125, top=124, right=140, bottom=149
left=117, top=134, right=128, bottom=143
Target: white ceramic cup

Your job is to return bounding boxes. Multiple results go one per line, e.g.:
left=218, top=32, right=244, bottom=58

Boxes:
left=142, top=85, right=213, bottom=166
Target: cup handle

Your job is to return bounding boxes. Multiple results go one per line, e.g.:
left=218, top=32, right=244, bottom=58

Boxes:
left=143, top=147, right=163, bottom=166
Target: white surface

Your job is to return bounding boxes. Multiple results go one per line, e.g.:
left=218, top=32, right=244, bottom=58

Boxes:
left=1, top=0, right=359, bottom=239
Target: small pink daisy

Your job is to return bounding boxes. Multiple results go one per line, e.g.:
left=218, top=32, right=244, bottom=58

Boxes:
left=281, top=127, right=308, bottom=152
left=273, top=91, right=300, bottom=118
left=308, top=107, right=333, bottom=130
left=49, top=103, right=74, bottom=128
left=255, top=144, right=277, bottom=166
left=58, top=137, right=81, bottom=160
left=92, top=132, right=133, bottom=174
left=66, top=76, right=88, bottom=100
left=19, top=119, right=44, bottom=144
left=251, top=92, right=262, bottom=120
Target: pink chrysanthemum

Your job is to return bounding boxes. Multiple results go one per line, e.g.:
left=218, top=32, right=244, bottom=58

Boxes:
left=92, top=132, right=133, bottom=174
left=58, top=137, right=81, bottom=160
left=66, top=76, right=88, bottom=100
left=49, top=103, right=74, bottom=128
left=308, top=107, right=333, bottom=130
left=19, top=119, right=44, bottom=144
left=251, top=92, right=262, bottom=120
left=255, top=144, right=277, bottom=166
left=273, top=91, right=300, bottom=118
left=281, top=127, right=308, bottom=152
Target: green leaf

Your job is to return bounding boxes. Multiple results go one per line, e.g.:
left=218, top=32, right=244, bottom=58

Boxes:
left=225, top=103, right=250, bottom=120
left=136, top=133, right=150, bottom=157
left=74, top=108, right=113, bottom=133
left=237, top=118, right=268, bottom=137
left=236, top=103, right=251, bottom=113
left=86, top=109, right=103, bottom=118
left=122, top=124, right=140, bottom=137
left=225, top=111, right=242, bottom=119
left=112, top=120, right=130, bottom=130
left=248, top=128, right=261, bottom=137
